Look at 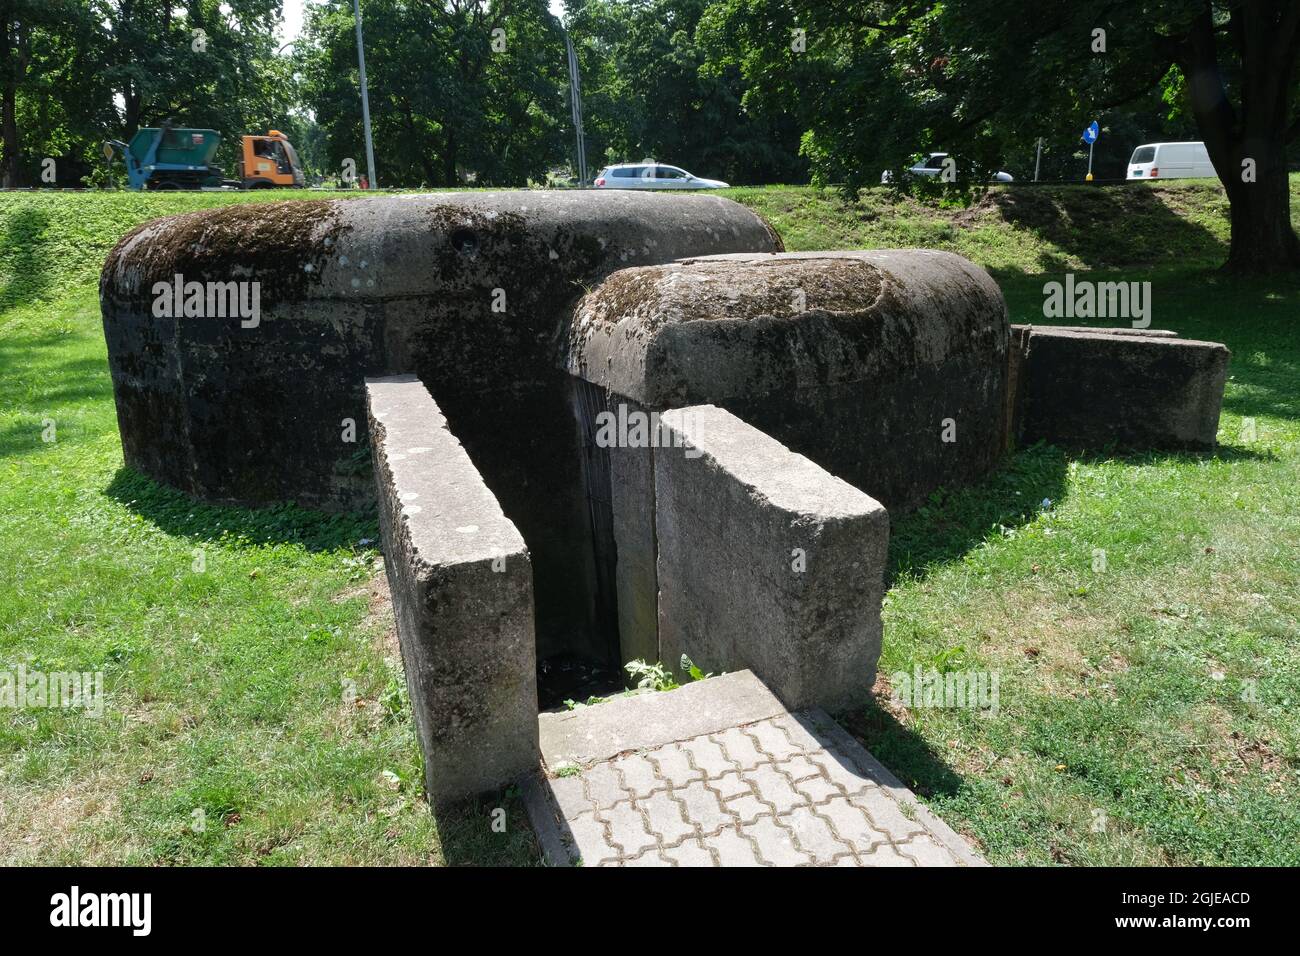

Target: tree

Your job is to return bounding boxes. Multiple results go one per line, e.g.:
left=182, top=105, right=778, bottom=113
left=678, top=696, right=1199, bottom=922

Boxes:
left=0, top=0, right=97, bottom=187
left=568, top=0, right=806, bottom=184
left=707, top=1, right=1300, bottom=273
left=301, top=0, right=568, bottom=187
left=95, top=0, right=287, bottom=172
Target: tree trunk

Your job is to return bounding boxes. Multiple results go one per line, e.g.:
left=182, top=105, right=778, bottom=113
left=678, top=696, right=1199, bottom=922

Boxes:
left=1223, top=143, right=1300, bottom=273
left=443, top=128, right=457, bottom=186
left=1, top=14, right=20, bottom=188
left=1, top=76, right=18, bottom=188
left=1178, top=2, right=1300, bottom=274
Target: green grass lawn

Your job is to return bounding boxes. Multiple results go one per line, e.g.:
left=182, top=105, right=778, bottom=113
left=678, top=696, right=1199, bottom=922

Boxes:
left=2, top=182, right=1297, bottom=865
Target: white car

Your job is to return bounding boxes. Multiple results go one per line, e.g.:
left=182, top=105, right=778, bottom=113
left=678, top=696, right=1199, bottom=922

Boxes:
left=594, top=163, right=729, bottom=189
left=881, top=153, right=1014, bottom=184
left=1126, top=142, right=1217, bottom=180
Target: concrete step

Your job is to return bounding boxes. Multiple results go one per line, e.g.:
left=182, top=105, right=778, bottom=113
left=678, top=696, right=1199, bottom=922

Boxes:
left=521, top=670, right=985, bottom=867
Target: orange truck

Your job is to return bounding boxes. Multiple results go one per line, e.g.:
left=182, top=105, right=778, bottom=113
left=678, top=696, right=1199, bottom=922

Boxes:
left=237, top=130, right=306, bottom=188
left=107, top=127, right=305, bottom=190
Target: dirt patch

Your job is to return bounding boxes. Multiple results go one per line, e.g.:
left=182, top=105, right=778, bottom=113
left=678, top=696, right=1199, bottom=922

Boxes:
left=366, top=571, right=399, bottom=658
left=332, top=568, right=398, bottom=658
left=0, top=767, right=129, bottom=865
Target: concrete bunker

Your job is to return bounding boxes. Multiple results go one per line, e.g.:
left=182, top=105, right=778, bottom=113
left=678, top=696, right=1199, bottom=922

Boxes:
left=101, top=194, right=1231, bottom=805
left=99, top=192, right=783, bottom=692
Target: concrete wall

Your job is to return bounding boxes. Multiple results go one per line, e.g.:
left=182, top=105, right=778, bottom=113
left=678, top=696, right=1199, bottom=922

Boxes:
left=655, top=405, right=889, bottom=712
left=366, top=374, right=538, bottom=805
left=1008, top=325, right=1230, bottom=451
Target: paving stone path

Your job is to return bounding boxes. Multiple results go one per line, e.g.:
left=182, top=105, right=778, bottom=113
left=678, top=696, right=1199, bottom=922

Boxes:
left=523, top=671, right=984, bottom=867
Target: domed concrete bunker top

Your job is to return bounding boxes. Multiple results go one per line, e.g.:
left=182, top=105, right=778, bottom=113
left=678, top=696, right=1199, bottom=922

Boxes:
left=563, top=249, right=1012, bottom=514
left=99, top=190, right=785, bottom=512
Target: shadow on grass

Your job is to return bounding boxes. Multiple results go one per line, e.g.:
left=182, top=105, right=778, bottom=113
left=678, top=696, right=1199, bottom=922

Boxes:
left=887, top=442, right=1070, bottom=585
left=434, top=788, right=542, bottom=866
left=0, top=205, right=53, bottom=309
left=889, top=436, right=1275, bottom=588
left=990, top=185, right=1226, bottom=272
left=838, top=697, right=965, bottom=801
left=105, top=467, right=377, bottom=553
left=0, top=335, right=112, bottom=458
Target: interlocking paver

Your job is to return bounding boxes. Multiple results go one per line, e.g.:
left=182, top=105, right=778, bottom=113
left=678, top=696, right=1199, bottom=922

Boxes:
left=746, top=817, right=812, bottom=866
left=722, top=792, right=769, bottom=826
left=776, top=753, right=822, bottom=783
left=527, top=674, right=984, bottom=867
left=675, top=779, right=734, bottom=833
left=742, top=764, right=806, bottom=814
left=792, top=773, right=842, bottom=805
left=647, top=743, right=704, bottom=788
left=639, top=790, right=695, bottom=846
left=611, top=753, right=662, bottom=800
left=745, top=719, right=805, bottom=762
left=814, top=795, right=887, bottom=848
left=660, top=838, right=715, bottom=867
left=548, top=773, right=590, bottom=818
left=620, top=849, right=669, bottom=867
left=599, top=801, right=658, bottom=857
left=850, top=787, right=928, bottom=839
left=784, top=805, right=854, bottom=864
left=711, top=726, right=766, bottom=770
left=582, top=762, right=629, bottom=810
left=858, top=841, right=916, bottom=866
left=680, top=736, right=733, bottom=777
left=567, top=810, right=617, bottom=866
left=710, top=769, right=753, bottom=800
left=897, top=833, right=961, bottom=867
left=769, top=712, right=829, bottom=751
left=806, top=748, right=876, bottom=795
left=710, top=826, right=764, bottom=866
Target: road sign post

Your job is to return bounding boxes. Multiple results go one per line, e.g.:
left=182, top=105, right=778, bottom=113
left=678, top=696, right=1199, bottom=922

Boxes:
left=1083, top=121, right=1099, bottom=182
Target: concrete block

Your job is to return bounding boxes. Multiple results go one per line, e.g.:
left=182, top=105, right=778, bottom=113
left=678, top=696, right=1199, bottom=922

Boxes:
left=653, top=404, right=889, bottom=711
left=1011, top=326, right=1230, bottom=451
left=366, top=374, right=538, bottom=805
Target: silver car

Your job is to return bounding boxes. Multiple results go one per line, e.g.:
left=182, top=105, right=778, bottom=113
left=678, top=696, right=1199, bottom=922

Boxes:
left=594, top=163, right=729, bottom=189
left=881, top=153, right=1014, bottom=183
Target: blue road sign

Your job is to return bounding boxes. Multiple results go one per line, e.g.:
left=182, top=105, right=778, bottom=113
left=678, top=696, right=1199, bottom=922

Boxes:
left=1082, top=121, right=1100, bottom=144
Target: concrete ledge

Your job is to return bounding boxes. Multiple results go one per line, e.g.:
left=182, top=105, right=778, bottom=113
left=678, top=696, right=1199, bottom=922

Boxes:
left=538, top=670, right=787, bottom=769
left=654, top=404, right=889, bottom=711
left=1010, top=326, right=1230, bottom=451
left=366, top=374, right=538, bottom=805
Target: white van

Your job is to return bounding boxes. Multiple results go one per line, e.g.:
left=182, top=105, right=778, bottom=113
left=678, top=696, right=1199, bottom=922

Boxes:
left=1127, top=142, right=1217, bottom=181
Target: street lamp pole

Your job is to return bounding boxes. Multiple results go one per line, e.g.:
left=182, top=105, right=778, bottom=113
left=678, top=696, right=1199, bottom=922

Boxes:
left=564, top=31, right=587, bottom=187
left=352, top=0, right=377, bottom=188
